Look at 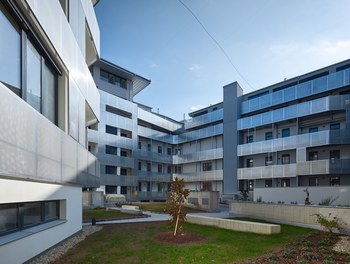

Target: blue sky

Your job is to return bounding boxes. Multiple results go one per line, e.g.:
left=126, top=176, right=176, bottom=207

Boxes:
left=95, top=0, right=350, bottom=120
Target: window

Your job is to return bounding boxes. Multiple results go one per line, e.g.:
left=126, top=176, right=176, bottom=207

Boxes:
left=246, top=158, right=253, bottom=168
left=167, top=165, right=172, bottom=174
left=147, top=163, right=151, bottom=172
left=105, top=105, right=132, bottom=119
left=330, top=150, right=340, bottom=162
left=138, top=142, right=142, bottom=150
left=106, top=125, right=118, bottom=135
left=120, top=168, right=127, bottom=176
left=147, top=144, right=151, bottom=151
left=120, top=186, right=127, bottom=195
left=0, top=201, right=59, bottom=236
left=265, top=179, right=272, bottom=187
left=106, top=185, right=118, bottom=194
left=309, top=127, right=318, bottom=133
left=265, top=156, right=272, bottom=166
left=330, top=123, right=340, bottom=130
left=100, top=69, right=127, bottom=88
left=158, top=164, right=162, bottom=173
left=174, top=166, right=182, bottom=174
left=158, top=146, right=162, bottom=154
left=106, top=145, right=118, bottom=155
left=281, top=179, right=290, bottom=187
left=330, top=176, right=340, bottom=186
left=309, top=151, right=318, bottom=161
left=248, top=180, right=254, bottom=191
left=282, top=154, right=290, bottom=164
left=282, top=128, right=290, bottom=138
left=138, top=162, right=141, bottom=171
left=265, top=131, right=273, bottom=140
left=120, top=129, right=131, bottom=138
left=120, top=150, right=128, bottom=157
left=202, top=162, right=212, bottom=171
left=202, top=182, right=212, bottom=191
left=105, top=165, right=118, bottom=175
left=309, top=177, right=319, bottom=186
left=167, top=148, right=172, bottom=155
left=246, top=135, right=254, bottom=143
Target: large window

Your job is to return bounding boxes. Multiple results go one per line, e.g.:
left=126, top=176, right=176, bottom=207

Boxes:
left=309, top=177, right=319, bottom=186
left=202, top=162, right=212, bottom=171
left=265, top=131, right=273, bottom=140
left=0, top=3, right=58, bottom=124
left=105, top=165, right=118, bottom=175
left=246, top=158, right=253, bottom=168
left=246, top=135, right=254, bottom=143
left=330, top=176, right=340, bottom=186
left=106, top=125, right=118, bottom=135
left=282, top=128, right=290, bottom=138
left=282, top=154, right=290, bottom=164
left=100, top=69, right=127, bottom=88
left=309, top=151, right=318, bottom=161
left=0, top=201, right=59, bottom=236
left=106, top=145, right=118, bottom=155
left=330, top=123, right=340, bottom=130
left=309, top=127, right=318, bottom=133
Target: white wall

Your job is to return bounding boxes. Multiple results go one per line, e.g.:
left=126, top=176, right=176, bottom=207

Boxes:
left=0, top=178, right=82, bottom=264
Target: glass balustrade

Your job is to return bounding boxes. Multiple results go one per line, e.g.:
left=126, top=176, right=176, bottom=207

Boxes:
left=184, top=108, right=223, bottom=130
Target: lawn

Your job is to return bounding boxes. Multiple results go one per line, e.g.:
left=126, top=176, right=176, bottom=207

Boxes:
left=134, top=203, right=205, bottom=214
left=53, top=221, right=315, bottom=264
left=83, top=208, right=143, bottom=221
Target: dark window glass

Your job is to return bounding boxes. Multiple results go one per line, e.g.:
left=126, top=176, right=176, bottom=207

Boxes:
left=330, top=176, right=340, bottom=186
left=138, top=142, right=142, bottom=149
left=121, top=186, right=127, bottom=194
left=44, top=201, right=58, bottom=221
left=175, top=166, right=182, bottom=174
left=105, top=165, right=118, bottom=175
left=309, top=151, right=318, bottom=161
left=309, top=127, right=318, bottom=133
left=138, top=162, right=142, bottom=170
left=265, top=156, right=272, bottom=166
left=147, top=182, right=151, bottom=192
left=27, top=40, right=42, bottom=112
left=281, top=179, right=290, bottom=187
left=282, top=128, right=290, bottom=138
left=147, top=163, right=151, bottom=172
left=246, top=158, right=253, bottom=168
left=158, top=146, right=162, bottom=154
left=158, top=164, right=162, bottom=173
left=120, top=150, right=127, bottom=157
left=246, top=135, right=254, bottom=143
left=106, top=185, right=118, bottom=194
left=0, top=204, right=18, bottom=234
left=167, top=148, right=172, bottom=155
left=309, top=177, right=319, bottom=186
left=105, top=105, right=132, bottom=119
left=23, top=202, right=43, bottom=228
left=282, top=154, right=290, bottom=164
left=100, top=69, right=127, bottom=88
left=120, top=168, right=127, bottom=176
left=202, top=162, right=212, bottom=171
left=106, top=125, right=118, bottom=135
left=167, top=165, right=172, bottom=174
left=265, top=131, right=273, bottom=140
left=0, top=3, right=21, bottom=94
left=265, top=179, right=272, bottom=187
left=330, top=123, right=340, bottom=130
left=330, top=150, right=340, bottom=163
left=147, top=144, right=151, bottom=151
left=42, top=62, right=57, bottom=123
left=106, top=145, right=118, bottom=155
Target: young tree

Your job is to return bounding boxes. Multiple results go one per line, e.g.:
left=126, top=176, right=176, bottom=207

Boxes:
left=167, top=177, right=190, bottom=236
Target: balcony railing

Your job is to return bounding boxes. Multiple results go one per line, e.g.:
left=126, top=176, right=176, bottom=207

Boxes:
left=100, top=174, right=138, bottom=186
left=173, top=169, right=223, bottom=182
left=137, top=149, right=172, bottom=163
left=184, top=108, right=223, bottom=130
left=241, top=68, right=350, bottom=115
left=238, top=159, right=350, bottom=180
left=137, top=191, right=168, bottom=200
left=173, top=148, right=223, bottom=164
left=238, top=129, right=350, bottom=156
left=238, top=94, right=350, bottom=130
left=138, top=171, right=172, bottom=182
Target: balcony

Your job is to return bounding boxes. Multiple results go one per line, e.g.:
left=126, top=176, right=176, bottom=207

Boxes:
left=137, top=149, right=172, bottom=163
left=238, top=130, right=350, bottom=156
left=100, top=155, right=134, bottom=168
left=238, top=94, right=350, bottom=130
left=184, top=108, right=223, bottom=130
left=137, top=191, right=168, bottom=200
left=238, top=159, right=350, bottom=180
left=178, top=123, right=223, bottom=143
left=100, top=174, right=138, bottom=186
left=241, top=68, right=350, bottom=115
left=0, top=84, right=100, bottom=187
left=138, top=171, right=171, bottom=182
left=173, top=148, right=223, bottom=164
left=174, top=169, right=223, bottom=182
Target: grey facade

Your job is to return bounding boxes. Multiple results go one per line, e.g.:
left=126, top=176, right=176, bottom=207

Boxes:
left=89, top=58, right=350, bottom=203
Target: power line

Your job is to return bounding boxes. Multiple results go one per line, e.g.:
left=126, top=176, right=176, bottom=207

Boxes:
left=177, top=0, right=254, bottom=90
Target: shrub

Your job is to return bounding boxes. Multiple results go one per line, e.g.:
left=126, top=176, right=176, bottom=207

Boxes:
left=313, top=213, right=346, bottom=233
left=256, top=196, right=262, bottom=203
left=318, top=196, right=339, bottom=206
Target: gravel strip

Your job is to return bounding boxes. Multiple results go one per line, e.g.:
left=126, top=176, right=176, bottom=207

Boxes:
left=29, top=225, right=102, bottom=264
left=333, top=236, right=350, bottom=254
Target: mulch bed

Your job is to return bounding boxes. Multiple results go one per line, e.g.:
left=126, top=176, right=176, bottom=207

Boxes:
left=240, top=231, right=350, bottom=264
left=155, top=231, right=205, bottom=245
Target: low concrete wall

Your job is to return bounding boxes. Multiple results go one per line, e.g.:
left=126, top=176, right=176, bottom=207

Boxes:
left=254, top=186, right=350, bottom=205
left=186, top=215, right=280, bottom=235
left=186, top=191, right=219, bottom=212
left=83, top=191, right=104, bottom=208
left=230, top=202, right=350, bottom=232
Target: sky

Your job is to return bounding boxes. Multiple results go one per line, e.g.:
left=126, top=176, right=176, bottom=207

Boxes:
left=95, top=0, right=350, bottom=121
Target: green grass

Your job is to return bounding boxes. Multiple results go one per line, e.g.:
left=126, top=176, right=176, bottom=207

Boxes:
left=55, top=221, right=314, bottom=264
left=83, top=208, right=140, bottom=220
left=134, top=203, right=205, bottom=214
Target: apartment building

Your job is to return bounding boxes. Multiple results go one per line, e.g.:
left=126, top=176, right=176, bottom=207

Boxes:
left=233, top=60, right=350, bottom=204
left=89, top=58, right=350, bottom=205
left=0, top=0, right=100, bottom=263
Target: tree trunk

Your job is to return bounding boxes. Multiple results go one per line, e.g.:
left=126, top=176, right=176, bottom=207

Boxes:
left=173, top=198, right=183, bottom=236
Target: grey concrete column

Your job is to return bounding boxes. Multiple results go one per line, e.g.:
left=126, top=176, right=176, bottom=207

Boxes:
left=223, top=82, right=243, bottom=198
